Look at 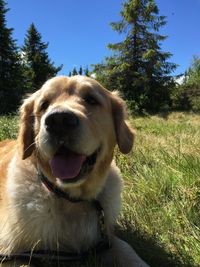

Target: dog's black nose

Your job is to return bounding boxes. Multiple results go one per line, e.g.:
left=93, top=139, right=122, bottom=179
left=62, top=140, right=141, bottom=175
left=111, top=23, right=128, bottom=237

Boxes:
left=45, top=110, right=79, bottom=135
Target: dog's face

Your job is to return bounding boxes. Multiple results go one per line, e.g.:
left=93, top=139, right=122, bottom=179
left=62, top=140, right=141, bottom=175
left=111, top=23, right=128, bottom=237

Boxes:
left=18, top=76, right=134, bottom=197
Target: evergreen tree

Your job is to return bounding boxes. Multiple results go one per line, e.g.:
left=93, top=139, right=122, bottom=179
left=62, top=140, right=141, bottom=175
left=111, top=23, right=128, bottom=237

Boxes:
left=93, top=0, right=177, bottom=112
left=22, top=23, right=62, bottom=92
left=0, top=0, right=25, bottom=113
left=172, top=56, right=200, bottom=112
left=185, top=56, right=200, bottom=86
left=84, top=66, right=90, bottom=77
left=78, top=66, right=83, bottom=75
left=69, top=66, right=90, bottom=77
left=72, top=67, right=78, bottom=76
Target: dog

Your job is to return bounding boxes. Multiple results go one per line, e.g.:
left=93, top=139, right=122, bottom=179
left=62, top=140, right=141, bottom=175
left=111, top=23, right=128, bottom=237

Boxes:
left=0, top=76, right=149, bottom=267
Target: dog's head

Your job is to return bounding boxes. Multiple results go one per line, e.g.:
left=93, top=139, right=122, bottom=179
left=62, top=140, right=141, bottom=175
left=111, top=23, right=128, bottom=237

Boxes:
left=18, top=76, right=134, bottom=198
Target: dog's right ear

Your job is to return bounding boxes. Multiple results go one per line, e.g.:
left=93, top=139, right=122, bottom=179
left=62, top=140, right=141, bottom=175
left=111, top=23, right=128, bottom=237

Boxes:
left=18, top=93, right=36, bottom=160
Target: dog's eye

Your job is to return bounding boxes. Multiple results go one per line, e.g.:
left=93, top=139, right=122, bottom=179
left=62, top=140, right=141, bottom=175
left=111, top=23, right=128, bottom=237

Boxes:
left=40, top=100, right=49, bottom=111
left=84, top=95, right=99, bottom=106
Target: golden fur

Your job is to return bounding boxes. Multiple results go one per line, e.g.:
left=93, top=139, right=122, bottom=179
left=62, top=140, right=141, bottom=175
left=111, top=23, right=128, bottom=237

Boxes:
left=0, top=76, right=149, bottom=267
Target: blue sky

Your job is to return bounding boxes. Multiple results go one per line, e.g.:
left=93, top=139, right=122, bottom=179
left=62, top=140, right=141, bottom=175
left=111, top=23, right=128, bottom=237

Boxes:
left=6, top=0, right=200, bottom=76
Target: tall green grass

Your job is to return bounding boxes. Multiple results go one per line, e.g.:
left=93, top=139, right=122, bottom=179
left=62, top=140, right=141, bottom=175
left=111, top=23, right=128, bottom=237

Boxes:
left=0, top=115, right=18, bottom=140
left=0, top=112, right=199, bottom=266
left=116, top=112, right=200, bottom=267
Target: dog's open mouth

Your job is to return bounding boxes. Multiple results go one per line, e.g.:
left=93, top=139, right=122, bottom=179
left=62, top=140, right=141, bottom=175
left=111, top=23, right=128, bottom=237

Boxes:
left=49, top=146, right=99, bottom=183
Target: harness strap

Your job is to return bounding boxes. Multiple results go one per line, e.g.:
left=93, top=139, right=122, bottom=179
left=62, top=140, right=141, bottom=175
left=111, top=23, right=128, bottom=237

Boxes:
left=0, top=171, right=111, bottom=263
left=40, top=172, right=83, bottom=203
left=40, top=171, right=110, bottom=244
left=0, top=240, right=111, bottom=263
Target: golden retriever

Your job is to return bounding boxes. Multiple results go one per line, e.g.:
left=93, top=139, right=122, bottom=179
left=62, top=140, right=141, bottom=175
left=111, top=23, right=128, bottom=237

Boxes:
left=0, top=76, right=149, bottom=267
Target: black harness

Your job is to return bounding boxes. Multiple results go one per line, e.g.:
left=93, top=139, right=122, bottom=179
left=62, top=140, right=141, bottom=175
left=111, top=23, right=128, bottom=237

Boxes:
left=0, top=172, right=111, bottom=264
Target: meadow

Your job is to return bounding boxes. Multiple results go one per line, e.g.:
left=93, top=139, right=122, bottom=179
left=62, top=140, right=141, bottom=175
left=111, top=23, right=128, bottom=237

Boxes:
left=0, top=112, right=199, bottom=267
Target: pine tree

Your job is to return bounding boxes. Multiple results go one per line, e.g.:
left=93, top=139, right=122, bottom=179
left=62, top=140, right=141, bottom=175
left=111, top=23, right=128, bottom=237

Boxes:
left=78, top=66, right=83, bottom=75
left=21, top=23, right=62, bottom=92
left=0, top=0, right=25, bottom=113
left=72, top=67, right=78, bottom=76
left=84, top=66, right=90, bottom=77
left=69, top=66, right=90, bottom=77
left=93, top=0, right=177, bottom=112
left=172, top=56, right=200, bottom=112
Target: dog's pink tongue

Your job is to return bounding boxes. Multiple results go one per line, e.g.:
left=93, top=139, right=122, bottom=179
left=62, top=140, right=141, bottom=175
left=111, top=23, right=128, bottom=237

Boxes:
left=50, top=150, right=86, bottom=180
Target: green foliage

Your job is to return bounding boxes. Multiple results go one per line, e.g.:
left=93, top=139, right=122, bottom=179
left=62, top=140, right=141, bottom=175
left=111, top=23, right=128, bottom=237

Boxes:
left=191, top=96, right=200, bottom=112
left=0, top=2, right=63, bottom=113
left=21, top=23, right=62, bottom=92
left=172, top=56, right=200, bottom=112
left=72, top=66, right=78, bottom=76
left=68, top=66, right=91, bottom=77
left=93, top=0, right=177, bottom=113
left=84, top=66, right=90, bottom=77
left=78, top=66, right=83, bottom=75
left=0, top=0, right=25, bottom=114
left=186, top=56, right=200, bottom=86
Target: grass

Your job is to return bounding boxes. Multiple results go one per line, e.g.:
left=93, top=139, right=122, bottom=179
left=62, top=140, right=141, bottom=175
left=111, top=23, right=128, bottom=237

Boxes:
left=116, top=112, right=200, bottom=267
left=0, top=115, right=18, bottom=140
left=0, top=112, right=200, bottom=267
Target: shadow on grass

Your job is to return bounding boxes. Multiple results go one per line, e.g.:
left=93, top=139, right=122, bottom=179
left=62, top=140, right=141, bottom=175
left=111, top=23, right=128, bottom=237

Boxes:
left=157, top=111, right=170, bottom=120
left=7, top=227, right=195, bottom=267
left=116, top=225, right=195, bottom=267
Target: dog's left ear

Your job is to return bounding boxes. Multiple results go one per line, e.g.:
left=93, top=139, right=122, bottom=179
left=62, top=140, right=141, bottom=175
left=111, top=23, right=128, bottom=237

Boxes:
left=111, top=92, right=135, bottom=154
left=18, top=93, right=36, bottom=160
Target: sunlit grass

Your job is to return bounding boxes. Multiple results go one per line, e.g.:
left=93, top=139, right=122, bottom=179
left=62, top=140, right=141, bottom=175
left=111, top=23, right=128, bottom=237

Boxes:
left=0, top=115, right=18, bottom=140
left=116, top=112, right=200, bottom=267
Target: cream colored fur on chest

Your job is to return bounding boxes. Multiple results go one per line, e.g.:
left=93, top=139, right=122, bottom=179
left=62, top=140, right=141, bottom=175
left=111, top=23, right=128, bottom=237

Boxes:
left=0, top=155, right=122, bottom=255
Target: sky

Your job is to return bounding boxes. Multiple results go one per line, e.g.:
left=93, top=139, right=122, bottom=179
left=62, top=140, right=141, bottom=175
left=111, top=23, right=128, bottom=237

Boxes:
left=5, top=0, right=200, bottom=76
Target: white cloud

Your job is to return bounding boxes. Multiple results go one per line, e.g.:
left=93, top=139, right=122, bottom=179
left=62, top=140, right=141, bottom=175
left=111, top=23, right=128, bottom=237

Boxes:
left=90, top=73, right=96, bottom=79
left=175, top=75, right=185, bottom=85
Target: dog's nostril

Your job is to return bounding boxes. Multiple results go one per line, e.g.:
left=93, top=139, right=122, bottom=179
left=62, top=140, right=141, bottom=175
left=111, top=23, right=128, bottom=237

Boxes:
left=45, top=111, right=79, bottom=135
